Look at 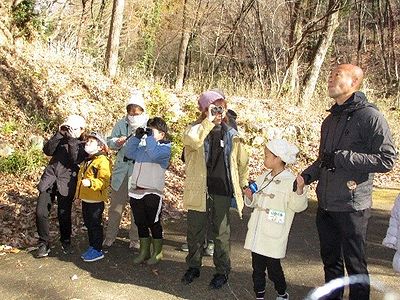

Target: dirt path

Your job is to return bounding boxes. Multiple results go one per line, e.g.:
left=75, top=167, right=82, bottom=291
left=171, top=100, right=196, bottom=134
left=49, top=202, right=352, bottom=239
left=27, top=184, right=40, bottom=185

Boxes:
left=1, top=199, right=399, bottom=300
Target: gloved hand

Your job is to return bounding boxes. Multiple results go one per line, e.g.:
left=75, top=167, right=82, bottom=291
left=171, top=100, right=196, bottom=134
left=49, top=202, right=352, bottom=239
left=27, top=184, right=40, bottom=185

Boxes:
left=135, top=127, right=145, bottom=139
left=145, top=127, right=153, bottom=136
left=319, top=152, right=336, bottom=171
left=59, top=125, right=72, bottom=138
left=82, top=179, right=91, bottom=187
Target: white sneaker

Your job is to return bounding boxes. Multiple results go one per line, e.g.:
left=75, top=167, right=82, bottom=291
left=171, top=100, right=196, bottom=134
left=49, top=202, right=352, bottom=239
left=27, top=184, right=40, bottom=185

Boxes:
left=181, top=243, right=189, bottom=252
left=276, top=292, right=289, bottom=300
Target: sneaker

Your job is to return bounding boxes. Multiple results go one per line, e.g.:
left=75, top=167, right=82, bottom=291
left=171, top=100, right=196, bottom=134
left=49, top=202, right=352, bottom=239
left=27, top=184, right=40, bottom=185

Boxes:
left=276, top=292, right=289, bottom=300
left=80, top=246, right=93, bottom=259
left=129, top=240, right=140, bottom=250
left=256, top=289, right=265, bottom=300
left=204, top=241, right=214, bottom=256
left=61, top=242, right=74, bottom=254
left=181, top=267, right=200, bottom=285
left=209, top=273, right=228, bottom=289
left=36, top=244, right=50, bottom=258
left=82, top=248, right=104, bottom=262
left=181, top=243, right=189, bottom=252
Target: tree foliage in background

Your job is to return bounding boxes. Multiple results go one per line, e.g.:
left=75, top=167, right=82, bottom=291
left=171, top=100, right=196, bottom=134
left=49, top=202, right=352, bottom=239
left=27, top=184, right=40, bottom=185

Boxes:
left=7, top=0, right=400, bottom=105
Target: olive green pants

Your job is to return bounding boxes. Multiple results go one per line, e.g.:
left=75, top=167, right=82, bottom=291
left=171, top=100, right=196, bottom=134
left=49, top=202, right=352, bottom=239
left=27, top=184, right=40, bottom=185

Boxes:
left=186, top=194, right=231, bottom=275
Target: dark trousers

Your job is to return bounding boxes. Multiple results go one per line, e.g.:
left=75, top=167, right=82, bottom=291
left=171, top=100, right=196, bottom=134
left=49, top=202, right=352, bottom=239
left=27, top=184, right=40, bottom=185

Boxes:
left=36, top=187, right=73, bottom=245
left=252, top=252, right=287, bottom=296
left=316, top=207, right=370, bottom=300
left=186, top=194, right=231, bottom=275
left=82, top=201, right=104, bottom=251
left=130, top=194, right=163, bottom=239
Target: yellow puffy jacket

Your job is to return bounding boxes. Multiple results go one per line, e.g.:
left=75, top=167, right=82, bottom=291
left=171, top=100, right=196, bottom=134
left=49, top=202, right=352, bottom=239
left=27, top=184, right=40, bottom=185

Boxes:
left=75, top=154, right=111, bottom=203
left=183, top=118, right=249, bottom=218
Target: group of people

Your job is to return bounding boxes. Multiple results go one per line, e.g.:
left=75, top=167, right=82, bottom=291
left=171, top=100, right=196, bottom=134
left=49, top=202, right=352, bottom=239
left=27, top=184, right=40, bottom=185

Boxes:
left=35, top=92, right=171, bottom=264
left=34, top=63, right=397, bottom=300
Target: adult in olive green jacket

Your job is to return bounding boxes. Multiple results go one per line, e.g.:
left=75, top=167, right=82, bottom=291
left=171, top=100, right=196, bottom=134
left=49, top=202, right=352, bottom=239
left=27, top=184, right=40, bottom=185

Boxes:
left=181, top=90, right=249, bottom=289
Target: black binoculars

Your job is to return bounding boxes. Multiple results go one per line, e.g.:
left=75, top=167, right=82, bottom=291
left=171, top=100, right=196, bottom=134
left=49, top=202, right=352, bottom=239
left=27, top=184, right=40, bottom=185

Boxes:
left=211, top=106, right=224, bottom=116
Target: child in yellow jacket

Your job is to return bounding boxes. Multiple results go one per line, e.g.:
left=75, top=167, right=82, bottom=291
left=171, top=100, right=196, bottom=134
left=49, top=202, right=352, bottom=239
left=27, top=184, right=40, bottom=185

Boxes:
left=76, top=132, right=111, bottom=262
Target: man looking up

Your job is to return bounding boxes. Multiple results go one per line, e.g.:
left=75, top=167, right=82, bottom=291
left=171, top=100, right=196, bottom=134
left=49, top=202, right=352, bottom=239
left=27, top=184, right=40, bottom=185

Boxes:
left=298, top=64, right=397, bottom=299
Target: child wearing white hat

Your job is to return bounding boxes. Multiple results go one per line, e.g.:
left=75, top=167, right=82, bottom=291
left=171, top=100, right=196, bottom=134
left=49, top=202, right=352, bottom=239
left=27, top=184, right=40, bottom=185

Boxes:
left=36, top=114, right=86, bottom=258
left=243, top=139, right=308, bottom=300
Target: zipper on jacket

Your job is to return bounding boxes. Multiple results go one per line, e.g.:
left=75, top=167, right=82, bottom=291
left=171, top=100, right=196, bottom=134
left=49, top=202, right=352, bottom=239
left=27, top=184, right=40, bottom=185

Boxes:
left=77, top=160, right=93, bottom=198
left=134, top=162, right=143, bottom=188
left=322, top=115, right=341, bottom=209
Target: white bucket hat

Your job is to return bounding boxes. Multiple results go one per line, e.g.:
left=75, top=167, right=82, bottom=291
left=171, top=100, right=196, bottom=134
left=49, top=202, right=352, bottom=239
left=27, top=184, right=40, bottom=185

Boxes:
left=266, top=139, right=299, bottom=164
left=126, top=90, right=146, bottom=111
left=60, top=115, right=86, bottom=129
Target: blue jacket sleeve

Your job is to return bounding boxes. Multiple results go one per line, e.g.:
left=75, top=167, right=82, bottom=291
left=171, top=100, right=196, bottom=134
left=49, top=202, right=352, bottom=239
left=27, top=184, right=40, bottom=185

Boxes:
left=145, top=136, right=171, bottom=166
left=125, top=136, right=141, bottom=160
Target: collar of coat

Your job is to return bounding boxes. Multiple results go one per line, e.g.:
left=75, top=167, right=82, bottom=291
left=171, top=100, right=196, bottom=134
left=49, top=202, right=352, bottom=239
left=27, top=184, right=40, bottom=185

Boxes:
left=328, top=91, right=378, bottom=116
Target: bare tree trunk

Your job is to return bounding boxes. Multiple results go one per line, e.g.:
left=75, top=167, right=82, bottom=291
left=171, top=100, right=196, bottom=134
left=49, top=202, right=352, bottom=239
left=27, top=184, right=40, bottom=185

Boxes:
left=377, top=0, right=390, bottom=83
left=288, top=0, right=304, bottom=98
left=76, top=0, right=89, bottom=51
left=356, top=0, right=366, bottom=65
left=300, top=0, right=340, bottom=106
left=104, top=0, right=125, bottom=78
left=254, top=0, right=272, bottom=76
left=175, top=0, right=190, bottom=91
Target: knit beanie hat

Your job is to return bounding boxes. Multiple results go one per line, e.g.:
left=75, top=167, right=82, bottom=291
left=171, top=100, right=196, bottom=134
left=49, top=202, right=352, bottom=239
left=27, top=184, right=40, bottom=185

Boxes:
left=126, top=90, right=146, bottom=111
left=266, top=139, right=299, bottom=164
left=198, top=91, right=224, bottom=111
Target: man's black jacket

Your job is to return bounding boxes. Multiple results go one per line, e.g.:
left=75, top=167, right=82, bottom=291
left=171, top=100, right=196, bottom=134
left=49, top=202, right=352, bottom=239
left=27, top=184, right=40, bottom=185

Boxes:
left=303, top=91, right=397, bottom=211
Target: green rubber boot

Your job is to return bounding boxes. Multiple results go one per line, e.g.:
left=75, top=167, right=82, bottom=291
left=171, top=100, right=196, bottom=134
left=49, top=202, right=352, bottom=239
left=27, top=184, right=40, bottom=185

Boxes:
left=147, top=239, right=163, bottom=265
left=133, top=238, right=151, bottom=264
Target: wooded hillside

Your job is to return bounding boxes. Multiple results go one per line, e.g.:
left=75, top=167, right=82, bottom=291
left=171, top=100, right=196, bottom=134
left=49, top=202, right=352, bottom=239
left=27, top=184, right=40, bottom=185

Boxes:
left=0, top=0, right=399, bottom=248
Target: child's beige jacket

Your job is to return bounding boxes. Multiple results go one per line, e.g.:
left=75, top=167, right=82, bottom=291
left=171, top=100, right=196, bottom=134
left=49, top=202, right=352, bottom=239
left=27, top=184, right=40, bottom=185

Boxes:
left=244, top=169, right=308, bottom=258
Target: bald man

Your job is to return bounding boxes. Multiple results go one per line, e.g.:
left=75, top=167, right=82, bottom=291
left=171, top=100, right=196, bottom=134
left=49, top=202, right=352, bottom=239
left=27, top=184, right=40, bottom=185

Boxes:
left=298, top=64, right=397, bottom=299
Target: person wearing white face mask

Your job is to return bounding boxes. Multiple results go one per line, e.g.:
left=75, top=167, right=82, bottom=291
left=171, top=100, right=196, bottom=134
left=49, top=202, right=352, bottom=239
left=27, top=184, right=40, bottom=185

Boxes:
left=104, top=90, right=149, bottom=250
left=36, top=114, right=87, bottom=258
left=76, top=132, right=111, bottom=262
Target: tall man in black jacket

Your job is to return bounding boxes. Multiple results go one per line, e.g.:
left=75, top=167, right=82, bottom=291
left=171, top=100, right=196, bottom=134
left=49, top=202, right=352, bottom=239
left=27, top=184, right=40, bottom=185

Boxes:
left=298, top=64, right=397, bottom=299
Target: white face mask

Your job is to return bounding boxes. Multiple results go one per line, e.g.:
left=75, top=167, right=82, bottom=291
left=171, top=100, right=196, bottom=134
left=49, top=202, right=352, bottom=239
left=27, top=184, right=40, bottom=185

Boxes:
left=84, top=143, right=99, bottom=155
left=127, top=114, right=148, bottom=129
left=71, top=127, right=82, bottom=139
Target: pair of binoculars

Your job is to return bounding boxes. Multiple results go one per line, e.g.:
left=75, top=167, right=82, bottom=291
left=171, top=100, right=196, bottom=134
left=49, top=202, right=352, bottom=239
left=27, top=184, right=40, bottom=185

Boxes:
left=211, top=106, right=224, bottom=116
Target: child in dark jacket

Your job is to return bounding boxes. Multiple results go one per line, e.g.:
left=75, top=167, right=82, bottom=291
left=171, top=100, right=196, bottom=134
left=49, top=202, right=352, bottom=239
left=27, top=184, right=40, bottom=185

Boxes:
left=76, top=132, right=111, bottom=262
left=36, top=115, right=87, bottom=258
left=125, top=117, right=171, bottom=265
